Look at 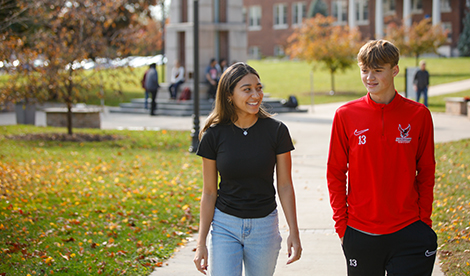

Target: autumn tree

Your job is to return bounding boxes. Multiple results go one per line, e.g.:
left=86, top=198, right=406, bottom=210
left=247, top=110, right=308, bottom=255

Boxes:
left=132, top=17, right=164, bottom=56
left=0, top=0, right=29, bottom=33
left=385, top=18, right=447, bottom=66
left=1, top=0, right=160, bottom=134
left=287, top=14, right=362, bottom=94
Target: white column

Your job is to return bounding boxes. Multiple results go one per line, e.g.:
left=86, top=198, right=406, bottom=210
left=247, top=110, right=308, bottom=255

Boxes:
left=432, top=0, right=441, bottom=25
left=375, top=0, right=384, bottom=39
left=403, top=0, right=412, bottom=27
left=348, top=0, right=356, bottom=28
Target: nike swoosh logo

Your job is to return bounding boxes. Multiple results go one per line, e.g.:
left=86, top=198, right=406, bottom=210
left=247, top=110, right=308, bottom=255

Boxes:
left=425, top=250, right=436, bottom=257
left=354, top=129, right=369, bottom=136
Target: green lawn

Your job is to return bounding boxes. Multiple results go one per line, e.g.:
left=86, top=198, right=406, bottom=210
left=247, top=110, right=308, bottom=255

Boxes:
left=0, top=126, right=201, bottom=275
left=3, top=58, right=469, bottom=108
left=248, top=57, right=470, bottom=105
left=433, top=139, right=470, bottom=275
left=84, top=66, right=161, bottom=107
left=83, top=57, right=470, bottom=107
left=1, top=124, right=469, bottom=275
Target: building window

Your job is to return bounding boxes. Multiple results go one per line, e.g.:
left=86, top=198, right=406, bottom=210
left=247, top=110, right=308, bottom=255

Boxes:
left=248, top=6, right=262, bottom=31
left=356, top=0, right=369, bottom=25
left=332, top=0, right=347, bottom=25
left=292, top=2, right=307, bottom=26
left=274, top=45, right=285, bottom=57
left=242, top=7, right=247, bottom=24
left=440, top=0, right=451, bottom=12
left=384, top=0, right=396, bottom=15
left=273, top=3, right=288, bottom=29
left=441, top=22, right=452, bottom=42
left=249, top=46, right=261, bottom=59
left=411, top=0, right=423, bottom=13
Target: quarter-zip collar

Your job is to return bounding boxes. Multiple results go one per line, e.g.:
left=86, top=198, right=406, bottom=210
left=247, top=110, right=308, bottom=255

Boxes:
left=365, top=90, right=401, bottom=110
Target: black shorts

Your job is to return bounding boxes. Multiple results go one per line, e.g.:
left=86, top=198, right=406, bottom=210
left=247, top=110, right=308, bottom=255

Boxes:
left=342, top=220, right=438, bottom=276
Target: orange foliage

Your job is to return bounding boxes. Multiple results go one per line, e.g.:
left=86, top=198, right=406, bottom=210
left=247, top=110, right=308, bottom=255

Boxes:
left=385, top=18, right=447, bottom=65
left=287, top=15, right=363, bottom=92
left=0, top=0, right=151, bottom=134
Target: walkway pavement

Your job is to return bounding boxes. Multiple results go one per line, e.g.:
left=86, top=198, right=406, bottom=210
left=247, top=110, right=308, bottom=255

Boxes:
left=145, top=104, right=470, bottom=276
left=1, top=80, right=470, bottom=276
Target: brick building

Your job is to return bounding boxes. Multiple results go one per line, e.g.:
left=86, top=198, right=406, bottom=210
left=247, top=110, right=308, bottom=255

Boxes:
left=243, top=0, right=470, bottom=58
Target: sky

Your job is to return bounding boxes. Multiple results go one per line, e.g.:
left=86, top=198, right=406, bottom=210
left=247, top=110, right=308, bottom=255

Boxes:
left=149, top=0, right=172, bottom=20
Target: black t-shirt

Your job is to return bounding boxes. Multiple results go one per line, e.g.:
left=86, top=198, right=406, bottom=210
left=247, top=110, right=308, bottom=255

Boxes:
left=196, top=117, right=294, bottom=218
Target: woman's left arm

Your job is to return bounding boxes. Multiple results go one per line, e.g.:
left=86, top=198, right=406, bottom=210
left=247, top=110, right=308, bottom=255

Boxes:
left=276, top=151, right=302, bottom=264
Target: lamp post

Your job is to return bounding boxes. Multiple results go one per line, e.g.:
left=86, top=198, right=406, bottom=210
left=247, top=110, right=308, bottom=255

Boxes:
left=189, top=0, right=200, bottom=153
left=160, top=0, right=166, bottom=83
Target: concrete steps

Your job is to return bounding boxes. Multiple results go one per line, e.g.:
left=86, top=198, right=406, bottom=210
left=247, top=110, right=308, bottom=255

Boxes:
left=109, top=97, right=307, bottom=116
left=109, top=83, right=307, bottom=117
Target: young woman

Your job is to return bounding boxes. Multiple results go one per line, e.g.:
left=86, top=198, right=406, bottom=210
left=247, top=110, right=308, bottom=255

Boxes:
left=193, top=62, right=302, bottom=276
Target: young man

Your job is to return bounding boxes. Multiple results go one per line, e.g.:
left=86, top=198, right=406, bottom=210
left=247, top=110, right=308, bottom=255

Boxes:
left=327, top=40, right=437, bottom=275
left=414, top=60, right=430, bottom=107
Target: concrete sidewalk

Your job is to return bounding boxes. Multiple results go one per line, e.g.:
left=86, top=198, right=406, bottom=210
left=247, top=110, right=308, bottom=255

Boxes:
left=148, top=101, right=470, bottom=276
left=428, top=78, right=470, bottom=96
left=1, top=80, right=470, bottom=275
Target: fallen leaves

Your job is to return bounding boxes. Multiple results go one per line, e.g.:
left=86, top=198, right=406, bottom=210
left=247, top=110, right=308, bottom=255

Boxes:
left=433, top=140, right=470, bottom=275
left=0, top=127, right=202, bottom=275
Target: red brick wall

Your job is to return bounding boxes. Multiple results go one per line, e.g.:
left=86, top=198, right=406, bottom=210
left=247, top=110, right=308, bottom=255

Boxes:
left=243, top=0, right=467, bottom=57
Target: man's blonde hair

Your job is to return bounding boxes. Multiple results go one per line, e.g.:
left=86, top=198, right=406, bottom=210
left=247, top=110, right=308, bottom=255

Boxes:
left=357, top=40, right=400, bottom=69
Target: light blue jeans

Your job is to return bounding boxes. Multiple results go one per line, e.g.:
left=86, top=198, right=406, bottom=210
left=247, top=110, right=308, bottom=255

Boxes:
left=209, top=208, right=282, bottom=276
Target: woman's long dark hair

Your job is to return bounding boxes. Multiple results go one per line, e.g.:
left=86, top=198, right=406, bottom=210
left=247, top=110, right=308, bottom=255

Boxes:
left=199, top=62, right=271, bottom=140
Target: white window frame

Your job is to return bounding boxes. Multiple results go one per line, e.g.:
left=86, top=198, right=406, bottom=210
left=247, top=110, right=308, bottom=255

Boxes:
left=356, top=0, right=369, bottom=25
left=411, top=0, right=423, bottom=13
left=332, top=0, right=347, bottom=25
left=292, top=2, right=307, bottom=26
left=441, top=22, right=452, bottom=42
left=249, top=46, right=261, bottom=59
left=440, top=0, right=451, bottom=12
left=384, top=0, right=396, bottom=16
left=273, top=3, right=288, bottom=30
left=274, top=45, right=285, bottom=57
left=248, top=5, right=262, bottom=31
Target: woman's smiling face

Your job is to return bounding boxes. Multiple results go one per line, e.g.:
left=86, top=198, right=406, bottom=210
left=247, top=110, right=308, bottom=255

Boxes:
left=230, top=73, right=264, bottom=117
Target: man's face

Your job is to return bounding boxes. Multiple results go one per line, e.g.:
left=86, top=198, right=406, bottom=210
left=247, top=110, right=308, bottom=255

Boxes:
left=420, top=63, right=426, bottom=71
left=360, top=63, right=399, bottom=96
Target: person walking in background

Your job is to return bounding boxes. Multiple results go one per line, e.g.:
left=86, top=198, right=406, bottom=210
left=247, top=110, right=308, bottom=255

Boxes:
left=141, top=68, right=149, bottom=109
left=193, top=62, right=302, bottom=276
left=145, top=63, right=160, bottom=116
left=205, top=58, right=218, bottom=100
left=414, top=60, right=430, bottom=107
left=169, top=60, right=185, bottom=100
left=327, top=40, right=437, bottom=275
left=216, top=58, right=228, bottom=81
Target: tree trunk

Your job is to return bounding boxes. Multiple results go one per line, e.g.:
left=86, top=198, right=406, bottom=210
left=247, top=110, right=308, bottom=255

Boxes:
left=415, top=54, right=420, bottom=66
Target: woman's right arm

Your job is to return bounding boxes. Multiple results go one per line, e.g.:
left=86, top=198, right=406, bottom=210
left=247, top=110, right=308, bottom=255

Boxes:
left=193, top=158, right=218, bottom=275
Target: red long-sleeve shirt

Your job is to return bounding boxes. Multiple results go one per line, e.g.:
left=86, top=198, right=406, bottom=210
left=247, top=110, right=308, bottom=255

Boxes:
left=327, top=92, right=435, bottom=238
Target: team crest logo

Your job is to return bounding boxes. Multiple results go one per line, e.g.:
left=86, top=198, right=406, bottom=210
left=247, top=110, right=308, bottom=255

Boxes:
left=396, top=124, right=412, bottom=143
